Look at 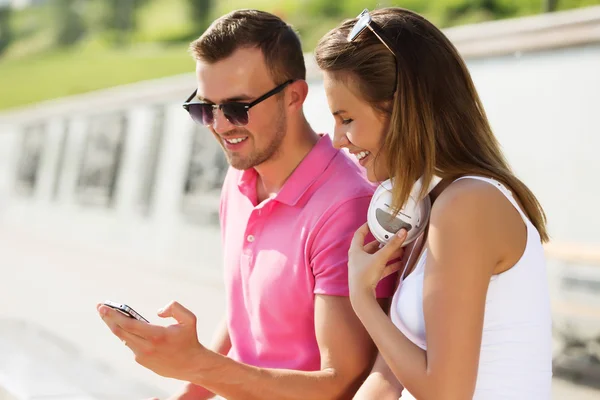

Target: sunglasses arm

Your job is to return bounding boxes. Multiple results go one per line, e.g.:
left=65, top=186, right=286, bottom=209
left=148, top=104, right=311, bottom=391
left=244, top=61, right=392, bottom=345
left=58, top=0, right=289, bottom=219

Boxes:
left=183, top=89, right=198, bottom=105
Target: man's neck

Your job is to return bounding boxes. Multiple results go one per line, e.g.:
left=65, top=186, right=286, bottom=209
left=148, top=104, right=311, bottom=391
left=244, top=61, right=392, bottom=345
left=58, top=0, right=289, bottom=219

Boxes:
left=254, top=120, right=319, bottom=203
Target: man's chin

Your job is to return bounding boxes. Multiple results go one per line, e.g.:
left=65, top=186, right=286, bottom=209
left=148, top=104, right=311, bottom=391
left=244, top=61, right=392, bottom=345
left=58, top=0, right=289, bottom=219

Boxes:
left=227, top=148, right=273, bottom=171
left=228, top=157, right=256, bottom=171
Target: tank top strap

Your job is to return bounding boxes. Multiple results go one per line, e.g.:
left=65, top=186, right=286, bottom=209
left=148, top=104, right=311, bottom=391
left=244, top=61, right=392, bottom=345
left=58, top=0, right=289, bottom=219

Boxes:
left=398, top=231, right=425, bottom=283
left=452, top=176, right=529, bottom=225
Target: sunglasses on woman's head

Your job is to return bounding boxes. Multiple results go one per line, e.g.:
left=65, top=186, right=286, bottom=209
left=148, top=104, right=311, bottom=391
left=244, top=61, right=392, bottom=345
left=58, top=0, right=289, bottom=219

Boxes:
left=347, top=9, right=396, bottom=57
left=348, top=9, right=399, bottom=92
left=182, top=79, right=295, bottom=127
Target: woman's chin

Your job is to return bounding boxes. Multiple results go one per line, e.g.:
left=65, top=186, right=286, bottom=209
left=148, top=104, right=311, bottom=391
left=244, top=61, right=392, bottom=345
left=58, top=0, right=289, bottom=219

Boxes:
left=366, top=169, right=378, bottom=183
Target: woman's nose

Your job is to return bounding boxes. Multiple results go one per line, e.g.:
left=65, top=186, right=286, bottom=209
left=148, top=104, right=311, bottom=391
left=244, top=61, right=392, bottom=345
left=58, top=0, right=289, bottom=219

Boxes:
left=332, top=130, right=350, bottom=149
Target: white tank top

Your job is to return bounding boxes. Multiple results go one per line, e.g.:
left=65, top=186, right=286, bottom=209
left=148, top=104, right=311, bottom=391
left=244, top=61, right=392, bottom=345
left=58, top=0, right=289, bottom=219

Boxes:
left=391, top=176, right=552, bottom=399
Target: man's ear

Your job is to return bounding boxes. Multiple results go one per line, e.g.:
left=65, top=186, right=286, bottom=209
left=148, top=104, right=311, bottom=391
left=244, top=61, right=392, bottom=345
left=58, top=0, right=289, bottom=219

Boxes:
left=287, top=80, right=309, bottom=112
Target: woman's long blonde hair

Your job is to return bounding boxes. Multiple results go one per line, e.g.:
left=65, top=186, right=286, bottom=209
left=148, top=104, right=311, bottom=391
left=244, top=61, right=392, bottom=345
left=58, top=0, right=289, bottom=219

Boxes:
left=315, top=7, right=548, bottom=242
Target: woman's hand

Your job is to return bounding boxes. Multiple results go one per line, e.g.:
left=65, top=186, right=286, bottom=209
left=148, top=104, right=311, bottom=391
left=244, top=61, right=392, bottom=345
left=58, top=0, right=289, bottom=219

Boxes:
left=348, top=223, right=407, bottom=302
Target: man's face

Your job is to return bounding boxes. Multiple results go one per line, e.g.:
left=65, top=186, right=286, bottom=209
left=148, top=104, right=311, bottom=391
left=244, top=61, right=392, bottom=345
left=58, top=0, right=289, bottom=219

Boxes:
left=195, top=47, right=287, bottom=170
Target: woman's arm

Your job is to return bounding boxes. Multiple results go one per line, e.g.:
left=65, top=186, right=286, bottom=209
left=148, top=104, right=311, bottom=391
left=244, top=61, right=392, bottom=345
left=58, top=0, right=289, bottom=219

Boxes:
left=353, top=352, right=404, bottom=399
left=350, top=181, right=515, bottom=399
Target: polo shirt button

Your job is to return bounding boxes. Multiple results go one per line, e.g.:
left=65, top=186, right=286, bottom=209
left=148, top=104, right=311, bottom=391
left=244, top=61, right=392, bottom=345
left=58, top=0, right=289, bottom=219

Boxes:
left=247, top=234, right=255, bottom=243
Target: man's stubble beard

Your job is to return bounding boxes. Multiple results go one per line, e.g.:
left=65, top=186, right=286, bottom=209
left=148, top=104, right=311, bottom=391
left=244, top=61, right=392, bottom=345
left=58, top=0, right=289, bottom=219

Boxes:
left=227, top=101, right=287, bottom=171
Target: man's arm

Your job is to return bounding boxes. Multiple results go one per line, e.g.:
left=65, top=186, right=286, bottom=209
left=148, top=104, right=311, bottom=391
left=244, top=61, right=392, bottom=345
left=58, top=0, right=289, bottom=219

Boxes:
left=353, top=353, right=404, bottom=399
left=184, top=295, right=376, bottom=400
left=207, top=316, right=232, bottom=356
left=99, top=294, right=386, bottom=400
left=168, top=317, right=231, bottom=400
left=168, top=167, right=234, bottom=400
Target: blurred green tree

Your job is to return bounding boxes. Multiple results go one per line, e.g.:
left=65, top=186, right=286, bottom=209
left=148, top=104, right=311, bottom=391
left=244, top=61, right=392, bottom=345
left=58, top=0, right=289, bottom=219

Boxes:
left=54, top=0, right=87, bottom=47
left=187, top=0, right=215, bottom=37
left=544, top=0, right=560, bottom=11
left=104, top=0, right=148, bottom=46
left=0, top=5, right=13, bottom=57
left=188, top=0, right=214, bottom=23
left=430, top=0, right=521, bottom=26
left=304, top=0, right=344, bottom=18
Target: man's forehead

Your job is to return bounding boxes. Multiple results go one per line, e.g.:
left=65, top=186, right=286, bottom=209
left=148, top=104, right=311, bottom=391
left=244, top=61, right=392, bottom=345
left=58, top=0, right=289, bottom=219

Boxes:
left=195, top=48, right=273, bottom=102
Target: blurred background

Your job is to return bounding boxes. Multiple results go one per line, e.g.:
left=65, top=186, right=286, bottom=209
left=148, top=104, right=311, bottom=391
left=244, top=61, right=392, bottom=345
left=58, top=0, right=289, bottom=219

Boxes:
left=0, top=0, right=599, bottom=399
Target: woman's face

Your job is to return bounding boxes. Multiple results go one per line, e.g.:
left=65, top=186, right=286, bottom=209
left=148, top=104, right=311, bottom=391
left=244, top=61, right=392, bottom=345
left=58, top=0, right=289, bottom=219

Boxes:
left=323, top=72, right=390, bottom=182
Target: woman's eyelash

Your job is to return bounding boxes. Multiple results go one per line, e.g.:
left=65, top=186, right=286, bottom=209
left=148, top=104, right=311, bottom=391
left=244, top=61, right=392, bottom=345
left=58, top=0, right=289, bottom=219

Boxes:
left=341, top=118, right=353, bottom=125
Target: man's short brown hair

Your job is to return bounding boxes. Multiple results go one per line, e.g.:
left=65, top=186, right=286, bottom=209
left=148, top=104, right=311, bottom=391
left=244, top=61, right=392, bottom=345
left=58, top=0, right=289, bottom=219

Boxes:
left=189, top=9, right=306, bottom=83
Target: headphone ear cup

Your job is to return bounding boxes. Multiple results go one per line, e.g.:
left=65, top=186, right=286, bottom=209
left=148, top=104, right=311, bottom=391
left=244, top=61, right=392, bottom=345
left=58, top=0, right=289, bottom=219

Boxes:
left=367, top=178, right=436, bottom=245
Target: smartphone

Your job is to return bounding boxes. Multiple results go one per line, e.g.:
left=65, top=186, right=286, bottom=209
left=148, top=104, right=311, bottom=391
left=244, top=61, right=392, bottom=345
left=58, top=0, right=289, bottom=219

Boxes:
left=103, top=300, right=149, bottom=323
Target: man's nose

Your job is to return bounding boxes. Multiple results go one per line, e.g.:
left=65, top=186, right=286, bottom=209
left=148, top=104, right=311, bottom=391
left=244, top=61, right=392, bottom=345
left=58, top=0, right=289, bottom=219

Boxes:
left=212, top=108, right=235, bottom=135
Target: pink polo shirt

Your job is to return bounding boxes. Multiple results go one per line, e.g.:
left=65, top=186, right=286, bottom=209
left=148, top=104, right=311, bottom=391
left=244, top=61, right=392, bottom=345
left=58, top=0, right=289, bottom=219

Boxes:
left=219, top=135, right=395, bottom=371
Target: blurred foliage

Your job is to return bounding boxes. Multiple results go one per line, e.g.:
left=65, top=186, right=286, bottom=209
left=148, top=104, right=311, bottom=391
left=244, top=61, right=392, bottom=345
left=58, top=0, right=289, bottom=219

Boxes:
left=187, top=0, right=215, bottom=37
left=0, top=6, right=14, bottom=57
left=545, top=0, right=560, bottom=11
left=0, top=0, right=599, bottom=110
left=0, top=43, right=193, bottom=110
left=102, top=0, right=149, bottom=46
left=53, top=0, right=87, bottom=47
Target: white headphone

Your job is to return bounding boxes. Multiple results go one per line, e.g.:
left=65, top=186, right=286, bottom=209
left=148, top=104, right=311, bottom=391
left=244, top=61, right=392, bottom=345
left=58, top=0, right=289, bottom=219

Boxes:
left=367, top=175, right=442, bottom=246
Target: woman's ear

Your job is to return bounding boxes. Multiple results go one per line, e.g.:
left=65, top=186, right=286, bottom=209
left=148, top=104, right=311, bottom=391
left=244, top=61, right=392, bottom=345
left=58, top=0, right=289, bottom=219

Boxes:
left=383, top=99, right=394, bottom=115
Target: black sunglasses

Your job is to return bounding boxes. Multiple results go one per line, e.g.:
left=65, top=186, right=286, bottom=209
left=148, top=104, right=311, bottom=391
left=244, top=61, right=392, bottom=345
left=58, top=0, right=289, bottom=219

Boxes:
left=348, top=9, right=398, bottom=91
left=182, top=79, right=294, bottom=127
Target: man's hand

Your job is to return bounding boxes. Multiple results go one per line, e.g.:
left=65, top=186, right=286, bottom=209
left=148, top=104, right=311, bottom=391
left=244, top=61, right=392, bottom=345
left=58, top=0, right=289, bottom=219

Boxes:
left=97, top=301, right=208, bottom=381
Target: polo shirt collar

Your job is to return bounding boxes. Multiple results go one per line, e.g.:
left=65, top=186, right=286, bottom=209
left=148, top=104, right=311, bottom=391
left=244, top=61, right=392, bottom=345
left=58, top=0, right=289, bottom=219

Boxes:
left=237, top=134, right=338, bottom=207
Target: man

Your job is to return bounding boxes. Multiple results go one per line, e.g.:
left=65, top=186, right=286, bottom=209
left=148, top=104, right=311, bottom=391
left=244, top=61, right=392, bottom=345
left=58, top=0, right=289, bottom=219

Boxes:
left=97, top=9, right=394, bottom=399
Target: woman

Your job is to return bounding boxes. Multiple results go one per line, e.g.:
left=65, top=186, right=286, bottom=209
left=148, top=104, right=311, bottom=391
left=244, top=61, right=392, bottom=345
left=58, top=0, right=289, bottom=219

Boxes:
left=315, top=8, right=552, bottom=400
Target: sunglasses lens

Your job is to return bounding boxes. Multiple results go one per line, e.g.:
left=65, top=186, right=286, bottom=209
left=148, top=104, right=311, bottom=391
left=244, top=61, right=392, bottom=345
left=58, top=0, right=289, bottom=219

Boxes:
left=348, top=11, right=370, bottom=41
left=222, top=104, right=249, bottom=126
left=188, top=104, right=214, bottom=126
